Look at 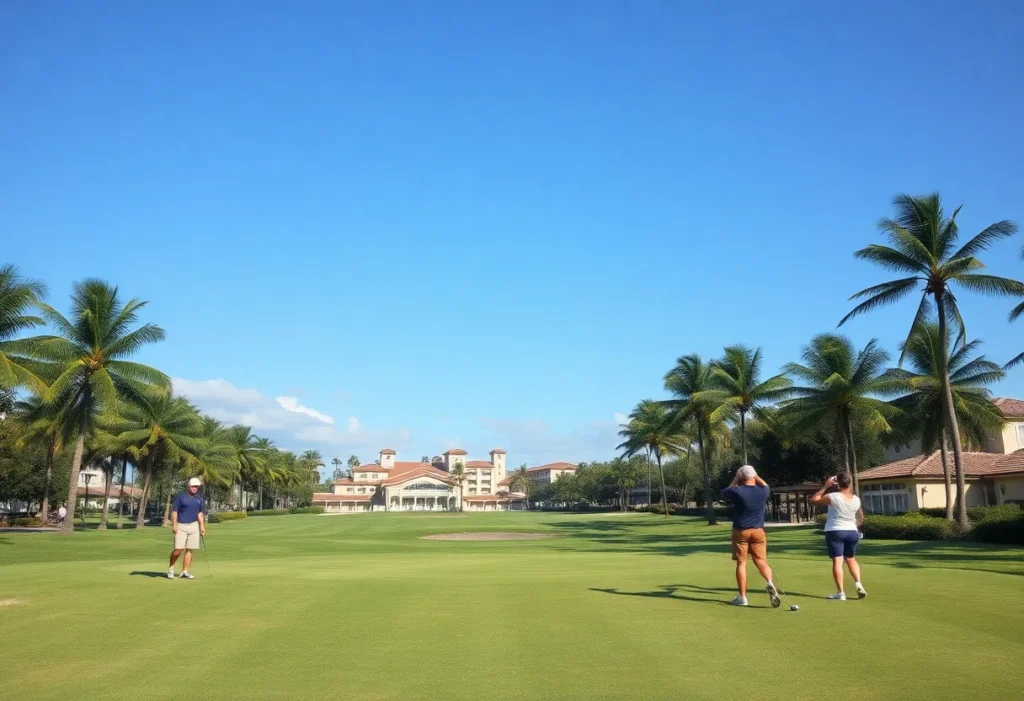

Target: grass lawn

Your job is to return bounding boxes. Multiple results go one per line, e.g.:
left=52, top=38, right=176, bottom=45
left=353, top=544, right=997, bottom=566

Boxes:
left=2, top=512, right=1023, bottom=701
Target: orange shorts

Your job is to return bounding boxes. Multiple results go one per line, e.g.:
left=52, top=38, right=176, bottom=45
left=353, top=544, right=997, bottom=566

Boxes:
left=732, top=528, right=767, bottom=563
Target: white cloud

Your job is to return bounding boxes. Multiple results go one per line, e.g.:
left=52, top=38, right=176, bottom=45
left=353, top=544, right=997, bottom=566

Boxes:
left=478, top=414, right=625, bottom=464
left=275, top=396, right=335, bottom=425
left=614, top=412, right=629, bottom=427
left=172, top=377, right=410, bottom=451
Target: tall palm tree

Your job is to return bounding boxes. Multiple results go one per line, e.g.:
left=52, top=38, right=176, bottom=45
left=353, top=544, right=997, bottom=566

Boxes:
left=883, top=323, right=1005, bottom=521
left=32, top=280, right=168, bottom=534
left=0, top=264, right=48, bottom=393
left=225, top=426, right=265, bottom=509
left=509, top=465, right=531, bottom=510
left=698, top=345, right=792, bottom=465
left=618, top=400, right=676, bottom=518
left=662, top=354, right=724, bottom=525
left=299, top=449, right=324, bottom=486
left=331, top=457, right=343, bottom=480
left=840, top=194, right=1021, bottom=525
left=781, top=334, right=899, bottom=495
left=448, top=462, right=467, bottom=511
left=347, top=455, right=360, bottom=479
left=14, top=395, right=64, bottom=525
left=610, top=458, right=640, bottom=511
left=104, top=393, right=204, bottom=529
left=254, top=437, right=277, bottom=509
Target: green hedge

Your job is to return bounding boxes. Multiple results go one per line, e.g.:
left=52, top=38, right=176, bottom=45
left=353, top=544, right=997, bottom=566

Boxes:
left=4, top=517, right=42, bottom=527
left=861, top=513, right=957, bottom=540
left=970, top=512, right=1024, bottom=545
left=208, top=511, right=247, bottom=523
left=635, top=504, right=731, bottom=517
left=248, top=509, right=290, bottom=517
left=920, top=504, right=1023, bottom=522
left=288, top=506, right=325, bottom=515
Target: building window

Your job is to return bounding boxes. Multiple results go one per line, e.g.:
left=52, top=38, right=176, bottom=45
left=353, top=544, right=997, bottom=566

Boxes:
left=358, top=488, right=365, bottom=494
left=1016, top=424, right=1024, bottom=448
left=347, top=488, right=354, bottom=494
left=862, top=483, right=909, bottom=515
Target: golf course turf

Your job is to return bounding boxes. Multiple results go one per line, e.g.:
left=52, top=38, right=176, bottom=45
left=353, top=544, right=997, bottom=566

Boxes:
left=2, top=512, right=1023, bottom=701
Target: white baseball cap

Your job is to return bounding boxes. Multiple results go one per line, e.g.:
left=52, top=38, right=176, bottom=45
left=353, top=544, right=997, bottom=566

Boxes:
left=188, top=477, right=202, bottom=487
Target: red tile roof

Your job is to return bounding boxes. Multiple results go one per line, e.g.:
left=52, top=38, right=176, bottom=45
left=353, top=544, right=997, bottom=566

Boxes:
left=381, top=465, right=453, bottom=486
left=498, top=476, right=512, bottom=486
left=858, top=450, right=1024, bottom=480
left=379, top=449, right=396, bottom=455
left=354, top=464, right=392, bottom=471
left=994, top=398, right=1024, bottom=417
left=526, top=462, right=578, bottom=474
left=462, top=494, right=510, bottom=502
left=466, top=461, right=494, bottom=468
left=331, top=478, right=355, bottom=485
left=76, top=484, right=144, bottom=499
left=313, top=493, right=371, bottom=502
left=444, top=448, right=467, bottom=456
left=489, top=448, right=506, bottom=454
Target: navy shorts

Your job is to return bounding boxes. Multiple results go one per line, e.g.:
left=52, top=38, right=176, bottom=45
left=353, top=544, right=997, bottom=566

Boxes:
left=825, top=530, right=860, bottom=558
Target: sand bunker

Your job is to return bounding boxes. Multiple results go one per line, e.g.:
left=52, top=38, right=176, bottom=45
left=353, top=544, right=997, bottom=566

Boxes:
left=0, top=599, right=26, bottom=608
left=421, top=532, right=557, bottom=541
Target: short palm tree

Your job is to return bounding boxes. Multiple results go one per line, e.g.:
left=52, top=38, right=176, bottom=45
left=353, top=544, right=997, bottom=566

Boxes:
left=662, top=354, right=724, bottom=525
left=32, top=280, right=168, bottom=534
left=448, top=462, right=467, bottom=511
left=14, top=395, right=64, bottom=525
left=0, top=264, right=47, bottom=393
left=698, top=345, right=792, bottom=465
left=103, top=393, right=204, bottom=529
left=840, top=194, right=1021, bottom=525
left=253, top=437, right=277, bottom=509
left=225, top=426, right=265, bottom=509
left=609, top=458, right=640, bottom=511
left=883, top=323, right=1005, bottom=521
left=299, top=449, right=324, bottom=486
left=781, top=334, right=900, bottom=495
left=617, top=400, right=677, bottom=517
left=509, top=465, right=531, bottom=510
left=331, top=457, right=343, bottom=480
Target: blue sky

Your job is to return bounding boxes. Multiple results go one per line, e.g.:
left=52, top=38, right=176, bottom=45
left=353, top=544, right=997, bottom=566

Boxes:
left=3, top=1, right=1023, bottom=469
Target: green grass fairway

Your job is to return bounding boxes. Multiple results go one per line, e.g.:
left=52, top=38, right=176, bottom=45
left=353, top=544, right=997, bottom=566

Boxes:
left=3, top=513, right=1023, bottom=701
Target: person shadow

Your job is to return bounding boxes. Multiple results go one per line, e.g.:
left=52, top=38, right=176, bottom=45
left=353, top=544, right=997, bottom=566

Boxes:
left=590, top=583, right=817, bottom=608
left=129, top=571, right=169, bottom=578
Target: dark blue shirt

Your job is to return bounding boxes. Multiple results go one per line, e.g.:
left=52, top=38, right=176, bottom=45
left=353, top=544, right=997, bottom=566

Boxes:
left=721, top=485, right=769, bottom=530
left=172, top=492, right=204, bottom=524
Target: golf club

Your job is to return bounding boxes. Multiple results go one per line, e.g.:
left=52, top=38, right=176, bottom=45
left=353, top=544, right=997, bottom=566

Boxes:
left=767, top=557, right=796, bottom=611
left=201, top=534, right=214, bottom=578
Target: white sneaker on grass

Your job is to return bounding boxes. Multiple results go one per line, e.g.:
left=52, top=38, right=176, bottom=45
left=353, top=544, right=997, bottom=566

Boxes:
left=167, top=568, right=175, bottom=579
left=826, top=592, right=846, bottom=600
left=855, top=584, right=867, bottom=599
left=766, top=582, right=781, bottom=609
left=729, top=595, right=749, bottom=606
left=179, top=571, right=195, bottom=580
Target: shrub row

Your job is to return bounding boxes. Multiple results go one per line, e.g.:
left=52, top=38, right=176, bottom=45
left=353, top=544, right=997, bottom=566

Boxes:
left=247, top=509, right=290, bottom=517
left=288, top=506, right=325, bottom=515
left=208, top=511, right=247, bottom=523
left=860, top=513, right=958, bottom=541
left=2, top=517, right=42, bottom=527
left=919, top=504, right=1023, bottom=522
left=635, top=503, right=732, bottom=517
left=970, top=515, right=1024, bottom=544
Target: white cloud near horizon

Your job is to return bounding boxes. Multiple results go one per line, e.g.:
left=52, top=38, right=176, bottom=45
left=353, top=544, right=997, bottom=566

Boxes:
left=172, top=377, right=411, bottom=452
left=478, top=413, right=626, bottom=464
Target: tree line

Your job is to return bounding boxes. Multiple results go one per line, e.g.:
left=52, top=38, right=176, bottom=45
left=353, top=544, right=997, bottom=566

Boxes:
left=616, top=193, right=1022, bottom=531
left=0, top=273, right=330, bottom=534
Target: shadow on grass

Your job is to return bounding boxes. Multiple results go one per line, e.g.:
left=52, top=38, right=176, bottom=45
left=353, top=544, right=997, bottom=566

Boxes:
left=129, top=571, right=170, bottom=578
left=590, top=583, right=785, bottom=609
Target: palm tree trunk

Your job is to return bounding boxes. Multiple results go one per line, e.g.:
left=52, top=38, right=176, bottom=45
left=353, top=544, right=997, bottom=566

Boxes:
left=646, top=447, right=653, bottom=506
left=39, top=445, right=54, bottom=526
left=656, top=451, right=669, bottom=518
left=136, top=455, right=154, bottom=529
left=98, top=465, right=114, bottom=529
left=939, top=428, right=953, bottom=522
left=844, top=413, right=859, bottom=495
left=936, top=293, right=969, bottom=529
left=116, top=458, right=127, bottom=529
left=161, top=470, right=175, bottom=526
left=740, top=410, right=748, bottom=465
left=259, top=480, right=263, bottom=511
left=61, top=434, right=86, bottom=535
left=697, top=421, right=717, bottom=526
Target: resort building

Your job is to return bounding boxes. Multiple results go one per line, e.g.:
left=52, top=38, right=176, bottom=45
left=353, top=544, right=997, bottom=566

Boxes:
left=858, top=397, right=1024, bottom=513
left=313, top=448, right=530, bottom=512
left=525, top=462, right=579, bottom=484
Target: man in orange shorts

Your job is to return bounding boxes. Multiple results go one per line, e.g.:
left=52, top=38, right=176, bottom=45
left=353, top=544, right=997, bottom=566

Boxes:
left=720, top=465, right=780, bottom=607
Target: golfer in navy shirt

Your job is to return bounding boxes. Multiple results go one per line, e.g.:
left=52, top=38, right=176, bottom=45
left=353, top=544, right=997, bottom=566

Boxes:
left=720, top=465, right=781, bottom=607
left=168, top=477, right=206, bottom=579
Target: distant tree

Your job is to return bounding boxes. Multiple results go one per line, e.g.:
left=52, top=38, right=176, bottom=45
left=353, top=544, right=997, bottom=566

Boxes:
left=331, top=457, right=343, bottom=480
left=347, top=455, right=360, bottom=478
left=609, top=458, right=641, bottom=511
left=509, top=465, right=531, bottom=510
left=448, top=462, right=467, bottom=511
left=420, top=455, right=430, bottom=464
left=0, top=264, right=48, bottom=393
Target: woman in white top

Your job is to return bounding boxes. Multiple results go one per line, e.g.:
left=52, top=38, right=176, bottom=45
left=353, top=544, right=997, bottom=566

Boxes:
left=811, top=473, right=867, bottom=600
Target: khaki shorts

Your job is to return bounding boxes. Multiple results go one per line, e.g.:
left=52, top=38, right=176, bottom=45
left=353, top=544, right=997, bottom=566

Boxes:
left=174, top=521, right=201, bottom=550
left=732, top=528, right=767, bottom=563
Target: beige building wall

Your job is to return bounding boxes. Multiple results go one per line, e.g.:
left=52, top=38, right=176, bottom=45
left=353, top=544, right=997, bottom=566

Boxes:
left=379, top=451, right=396, bottom=468
left=996, top=476, right=1024, bottom=504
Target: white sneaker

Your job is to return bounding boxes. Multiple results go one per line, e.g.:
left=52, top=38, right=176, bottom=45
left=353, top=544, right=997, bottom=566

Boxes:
left=826, top=592, right=846, bottom=600
left=856, top=585, right=867, bottom=599
left=766, top=582, right=781, bottom=609
left=729, top=595, right=749, bottom=606
left=179, top=571, right=194, bottom=580
left=166, top=568, right=175, bottom=579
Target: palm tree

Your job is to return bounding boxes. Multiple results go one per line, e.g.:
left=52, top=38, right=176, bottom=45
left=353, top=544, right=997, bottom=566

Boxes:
left=781, top=334, right=899, bottom=495
left=104, top=393, right=204, bottom=529
left=331, top=457, right=343, bottom=480
left=509, top=465, right=531, bottom=510
left=253, top=437, right=277, bottom=509
left=32, top=280, right=168, bottom=534
left=299, top=449, right=324, bottom=486
left=347, top=454, right=360, bottom=478
left=840, top=194, right=1021, bottom=526
left=224, top=426, right=265, bottom=509
left=14, top=395, right=64, bottom=525
left=883, top=323, right=1005, bottom=521
left=662, top=354, right=724, bottom=525
left=618, top=400, right=676, bottom=518
left=448, top=462, right=467, bottom=511
left=698, top=345, right=792, bottom=465
left=189, top=416, right=234, bottom=509
left=0, top=264, right=47, bottom=393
